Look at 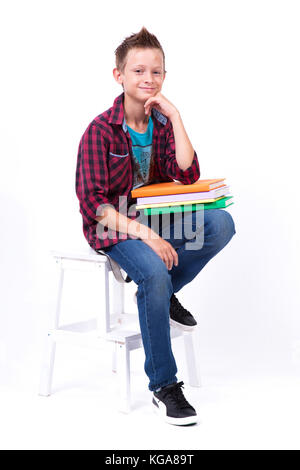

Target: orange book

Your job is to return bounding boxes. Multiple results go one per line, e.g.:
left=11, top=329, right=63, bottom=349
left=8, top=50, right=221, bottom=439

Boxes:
left=131, top=179, right=226, bottom=198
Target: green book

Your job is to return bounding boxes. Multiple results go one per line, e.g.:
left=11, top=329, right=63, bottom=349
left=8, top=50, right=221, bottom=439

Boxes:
left=143, top=196, right=234, bottom=215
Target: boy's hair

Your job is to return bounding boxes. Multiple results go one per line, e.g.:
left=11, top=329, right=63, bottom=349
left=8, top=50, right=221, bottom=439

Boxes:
left=114, top=26, right=166, bottom=75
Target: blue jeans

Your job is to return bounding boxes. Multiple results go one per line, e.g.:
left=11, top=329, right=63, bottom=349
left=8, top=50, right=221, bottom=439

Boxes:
left=101, top=209, right=236, bottom=391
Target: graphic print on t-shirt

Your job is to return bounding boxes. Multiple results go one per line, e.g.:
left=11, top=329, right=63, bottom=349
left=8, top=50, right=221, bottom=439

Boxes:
left=131, top=144, right=156, bottom=189
left=126, top=116, right=157, bottom=190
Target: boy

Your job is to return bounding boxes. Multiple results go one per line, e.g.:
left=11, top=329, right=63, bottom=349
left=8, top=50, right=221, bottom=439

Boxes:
left=75, top=27, right=236, bottom=425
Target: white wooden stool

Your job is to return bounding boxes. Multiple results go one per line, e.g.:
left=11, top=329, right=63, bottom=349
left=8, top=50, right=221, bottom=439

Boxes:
left=39, top=247, right=202, bottom=413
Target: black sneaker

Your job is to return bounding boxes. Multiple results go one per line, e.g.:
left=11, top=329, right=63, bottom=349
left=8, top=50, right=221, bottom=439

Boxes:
left=170, top=294, right=197, bottom=331
left=152, top=381, right=198, bottom=425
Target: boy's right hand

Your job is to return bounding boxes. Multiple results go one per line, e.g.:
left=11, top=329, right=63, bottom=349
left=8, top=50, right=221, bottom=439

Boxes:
left=142, top=233, right=179, bottom=271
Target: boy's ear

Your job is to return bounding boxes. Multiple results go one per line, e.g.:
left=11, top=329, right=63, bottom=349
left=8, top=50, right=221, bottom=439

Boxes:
left=113, top=67, right=123, bottom=86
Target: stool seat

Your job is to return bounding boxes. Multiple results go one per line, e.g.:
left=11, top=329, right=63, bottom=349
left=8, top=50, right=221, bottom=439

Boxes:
left=50, top=248, right=131, bottom=283
left=50, top=248, right=106, bottom=263
left=39, top=248, right=202, bottom=413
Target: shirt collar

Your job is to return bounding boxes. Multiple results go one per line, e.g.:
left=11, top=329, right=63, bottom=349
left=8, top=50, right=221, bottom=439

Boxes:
left=108, top=92, right=168, bottom=132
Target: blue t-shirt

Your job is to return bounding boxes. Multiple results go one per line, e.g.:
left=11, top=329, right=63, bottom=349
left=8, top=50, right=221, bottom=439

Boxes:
left=127, top=116, right=157, bottom=190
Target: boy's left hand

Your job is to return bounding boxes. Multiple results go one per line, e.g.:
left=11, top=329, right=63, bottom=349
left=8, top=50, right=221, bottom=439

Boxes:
left=144, top=92, right=179, bottom=120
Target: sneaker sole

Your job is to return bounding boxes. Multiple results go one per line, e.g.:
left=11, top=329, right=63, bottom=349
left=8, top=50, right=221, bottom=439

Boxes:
left=153, top=400, right=198, bottom=426
left=169, top=318, right=197, bottom=332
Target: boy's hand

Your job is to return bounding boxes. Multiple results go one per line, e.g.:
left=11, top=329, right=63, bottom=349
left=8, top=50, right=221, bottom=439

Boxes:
left=144, top=92, right=179, bottom=120
left=142, top=233, right=179, bottom=271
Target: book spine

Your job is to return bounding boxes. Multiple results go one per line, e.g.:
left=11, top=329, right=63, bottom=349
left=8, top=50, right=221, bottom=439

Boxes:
left=137, top=186, right=229, bottom=205
left=132, top=179, right=226, bottom=197
left=136, top=196, right=226, bottom=209
left=144, top=197, right=234, bottom=215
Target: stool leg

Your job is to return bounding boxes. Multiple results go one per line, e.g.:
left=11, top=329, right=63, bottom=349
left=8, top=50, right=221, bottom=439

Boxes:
left=39, top=335, right=56, bottom=396
left=115, top=342, right=131, bottom=413
left=111, top=274, right=125, bottom=317
left=39, top=259, right=64, bottom=396
left=183, top=331, right=202, bottom=387
left=97, top=263, right=111, bottom=333
left=112, top=343, right=117, bottom=373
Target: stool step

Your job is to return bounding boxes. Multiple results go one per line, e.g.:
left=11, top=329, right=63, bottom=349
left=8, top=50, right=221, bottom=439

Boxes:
left=47, top=314, right=184, bottom=349
left=48, top=316, right=142, bottom=348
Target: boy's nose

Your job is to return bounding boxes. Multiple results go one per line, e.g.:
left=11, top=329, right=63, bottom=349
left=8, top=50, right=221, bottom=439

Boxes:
left=144, top=73, right=154, bottom=83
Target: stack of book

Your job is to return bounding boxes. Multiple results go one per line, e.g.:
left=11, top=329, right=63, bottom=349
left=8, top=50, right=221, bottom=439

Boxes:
left=131, top=179, right=234, bottom=216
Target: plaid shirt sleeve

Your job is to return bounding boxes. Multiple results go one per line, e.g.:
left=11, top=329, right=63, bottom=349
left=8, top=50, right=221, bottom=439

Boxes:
left=162, top=120, right=200, bottom=184
left=76, top=124, right=112, bottom=224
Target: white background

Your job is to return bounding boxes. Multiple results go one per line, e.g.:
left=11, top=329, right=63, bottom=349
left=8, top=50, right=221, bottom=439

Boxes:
left=1, top=0, right=300, bottom=450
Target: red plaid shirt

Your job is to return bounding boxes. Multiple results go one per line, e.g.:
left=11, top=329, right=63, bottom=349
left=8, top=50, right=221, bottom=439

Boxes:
left=75, top=92, right=200, bottom=250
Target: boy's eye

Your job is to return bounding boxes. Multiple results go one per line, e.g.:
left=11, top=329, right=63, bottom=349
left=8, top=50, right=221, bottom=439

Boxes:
left=135, top=70, right=161, bottom=75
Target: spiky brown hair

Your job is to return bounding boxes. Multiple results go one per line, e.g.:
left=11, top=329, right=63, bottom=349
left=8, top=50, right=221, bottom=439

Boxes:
left=114, top=26, right=166, bottom=75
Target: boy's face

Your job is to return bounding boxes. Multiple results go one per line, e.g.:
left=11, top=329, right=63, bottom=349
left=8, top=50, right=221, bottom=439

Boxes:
left=114, top=47, right=166, bottom=101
